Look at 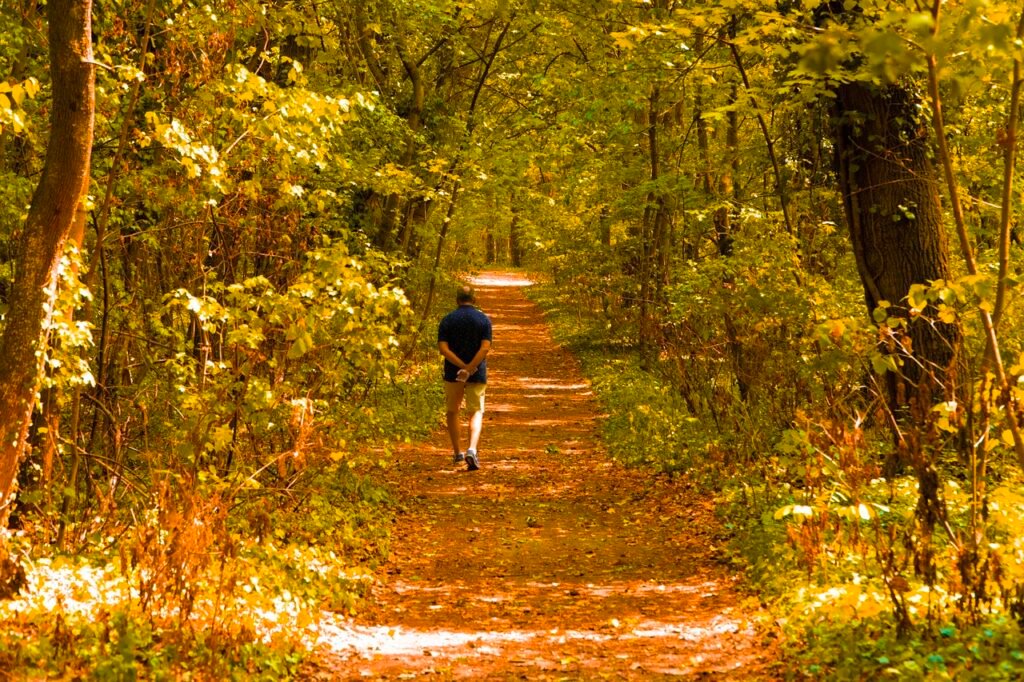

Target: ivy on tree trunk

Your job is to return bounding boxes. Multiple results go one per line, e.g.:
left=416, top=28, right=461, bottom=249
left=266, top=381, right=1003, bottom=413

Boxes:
left=0, top=0, right=95, bottom=580
left=833, top=80, right=960, bottom=404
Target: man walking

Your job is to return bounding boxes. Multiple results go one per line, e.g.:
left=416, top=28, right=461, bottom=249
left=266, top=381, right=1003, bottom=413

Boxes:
left=438, top=285, right=492, bottom=471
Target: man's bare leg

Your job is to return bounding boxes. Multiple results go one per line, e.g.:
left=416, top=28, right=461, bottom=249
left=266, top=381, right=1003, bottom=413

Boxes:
left=445, top=381, right=466, bottom=457
left=446, top=409, right=462, bottom=456
left=468, top=410, right=483, bottom=453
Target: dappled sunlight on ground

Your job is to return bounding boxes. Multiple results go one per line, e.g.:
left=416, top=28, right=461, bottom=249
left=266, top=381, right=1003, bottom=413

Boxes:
left=0, top=558, right=129, bottom=618
left=309, top=273, right=775, bottom=679
left=515, top=379, right=590, bottom=391
left=482, top=401, right=524, bottom=413
left=3, top=544, right=345, bottom=656
left=315, top=613, right=752, bottom=657
left=523, top=391, right=595, bottom=399
left=468, top=272, right=534, bottom=288
left=316, top=622, right=537, bottom=657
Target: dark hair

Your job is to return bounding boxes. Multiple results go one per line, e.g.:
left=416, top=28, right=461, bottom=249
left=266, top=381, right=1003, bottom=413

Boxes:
left=456, top=286, right=475, bottom=304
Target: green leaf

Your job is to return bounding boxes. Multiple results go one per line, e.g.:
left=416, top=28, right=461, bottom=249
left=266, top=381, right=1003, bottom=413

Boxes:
left=287, top=330, right=315, bottom=359
left=907, top=283, right=929, bottom=311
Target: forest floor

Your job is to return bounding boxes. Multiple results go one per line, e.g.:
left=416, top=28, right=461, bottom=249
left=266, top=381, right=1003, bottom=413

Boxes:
left=306, top=272, right=779, bottom=680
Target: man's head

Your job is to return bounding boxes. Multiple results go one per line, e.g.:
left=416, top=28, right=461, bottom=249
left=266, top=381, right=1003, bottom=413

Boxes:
left=456, top=285, right=476, bottom=305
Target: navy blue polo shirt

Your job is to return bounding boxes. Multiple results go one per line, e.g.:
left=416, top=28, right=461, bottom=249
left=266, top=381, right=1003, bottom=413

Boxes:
left=438, top=304, right=492, bottom=383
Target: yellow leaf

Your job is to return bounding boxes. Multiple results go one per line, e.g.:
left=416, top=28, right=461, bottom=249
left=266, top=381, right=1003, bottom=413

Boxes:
left=610, top=31, right=634, bottom=49
left=907, top=284, right=928, bottom=311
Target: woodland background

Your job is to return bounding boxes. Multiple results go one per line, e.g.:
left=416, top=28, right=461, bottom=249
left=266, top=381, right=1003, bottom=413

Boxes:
left=4, top=0, right=1024, bottom=678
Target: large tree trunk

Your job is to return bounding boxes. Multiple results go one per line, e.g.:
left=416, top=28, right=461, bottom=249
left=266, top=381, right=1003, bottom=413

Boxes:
left=0, top=0, right=95, bottom=555
left=834, top=81, right=959, bottom=402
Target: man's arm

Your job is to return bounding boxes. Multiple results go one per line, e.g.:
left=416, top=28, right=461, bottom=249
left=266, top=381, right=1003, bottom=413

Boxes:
left=459, top=340, right=491, bottom=379
left=438, top=341, right=467, bottom=369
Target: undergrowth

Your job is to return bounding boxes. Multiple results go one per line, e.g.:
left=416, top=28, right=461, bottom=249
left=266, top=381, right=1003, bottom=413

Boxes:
left=530, top=280, right=1024, bottom=681
left=0, top=366, right=441, bottom=680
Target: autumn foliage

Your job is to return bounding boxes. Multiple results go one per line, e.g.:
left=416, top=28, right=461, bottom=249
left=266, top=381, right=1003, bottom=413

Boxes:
left=5, top=0, right=1024, bottom=678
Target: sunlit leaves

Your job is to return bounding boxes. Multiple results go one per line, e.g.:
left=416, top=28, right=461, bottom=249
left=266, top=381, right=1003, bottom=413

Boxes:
left=160, top=238, right=411, bottom=460
left=0, top=77, right=40, bottom=135
left=144, top=63, right=367, bottom=197
left=39, top=246, right=95, bottom=394
left=774, top=503, right=816, bottom=519
left=932, top=400, right=960, bottom=434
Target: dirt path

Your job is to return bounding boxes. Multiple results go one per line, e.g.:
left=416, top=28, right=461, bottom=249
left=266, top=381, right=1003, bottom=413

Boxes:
left=310, top=273, right=776, bottom=680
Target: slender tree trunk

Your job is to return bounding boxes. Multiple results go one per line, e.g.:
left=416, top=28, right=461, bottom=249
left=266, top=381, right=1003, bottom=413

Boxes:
left=400, top=199, right=427, bottom=256
left=729, top=43, right=794, bottom=238
left=418, top=175, right=461, bottom=328
left=379, top=40, right=426, bottom=251
left=0, top=0, right=95, bottom=559
left=509, top=206, right=524, bottom=267
left=924, top=3, right=1024, bottom=465
left=698, top=77, right=749, bottom=400
left=485, top=230, right=496, bottom=264
left=716, top=85, right=739, bottom=257
left=638, top=85, right=664, bottom=360
left=598, top=205, right=610, bottom=248
left=417, top=17, right=514, bottom=326
left=834, top=81, right=959, bottom=402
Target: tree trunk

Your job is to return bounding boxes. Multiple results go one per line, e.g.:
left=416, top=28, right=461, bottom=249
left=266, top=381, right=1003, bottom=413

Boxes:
left=715, top=85, right=739, bottom=257
left=0, top=0, right=95, bottom=557
left=417, top=17, right=513, bottom=325
left=637, top=85, right=664, bottom=361
left=834, top=81, right=959, bottom=401
left=509, top=208, right=524, bottom=267
left=485, top=230, right=496, bottom=264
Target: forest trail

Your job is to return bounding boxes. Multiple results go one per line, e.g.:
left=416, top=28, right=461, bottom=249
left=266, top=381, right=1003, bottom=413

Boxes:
left=309, top=273, right=776, bottom=680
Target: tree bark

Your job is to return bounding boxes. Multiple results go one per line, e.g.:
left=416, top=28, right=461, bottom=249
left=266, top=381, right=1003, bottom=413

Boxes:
left=417, top=17, right=514, bottom=326
left=637, top=85, right=666, bottom=360
left=716, top=85, right=739, bottom=257
left=834, top=81, right=959, bottom=400
left=485, top=230, right=496, bottom=264
left=0, top=0, right=95, bottom=544
left=374, top=38, right=426, bottom=251
left=510, top=207, right=524, bottom=267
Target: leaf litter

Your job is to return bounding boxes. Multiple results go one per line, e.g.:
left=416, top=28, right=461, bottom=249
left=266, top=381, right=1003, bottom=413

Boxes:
left=307, top=272, right=778, bottom=680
